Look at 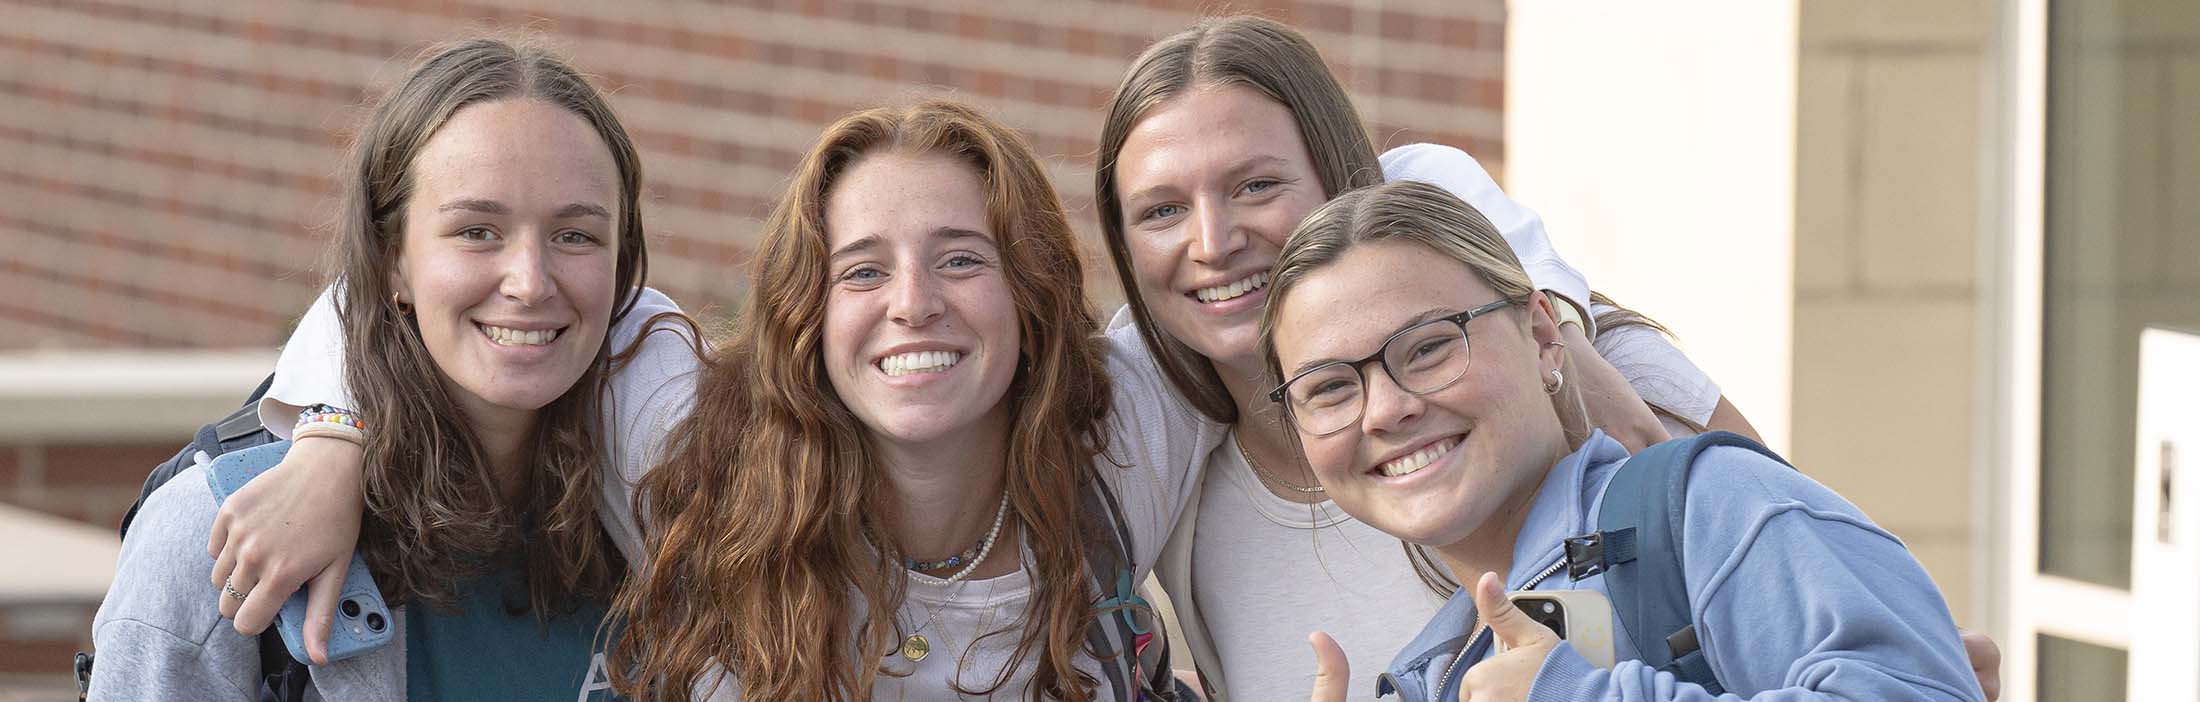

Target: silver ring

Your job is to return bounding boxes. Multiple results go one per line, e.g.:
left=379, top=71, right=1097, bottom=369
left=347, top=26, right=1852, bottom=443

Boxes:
left=223, top=577, right=248, bottom=602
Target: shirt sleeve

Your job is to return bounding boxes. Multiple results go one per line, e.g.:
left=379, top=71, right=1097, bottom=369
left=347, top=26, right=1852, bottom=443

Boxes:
left=1380, top=143, right=1593, bottom=311
left=596, top=289, right=703, bottom=564
left=257, top=286, right=350, bottom=438
left=1525, top=447, right=1983, bottom=702
left=1096, top=305, right=1227, bottom=574
left=1587, top=311, right=1721, bottom=430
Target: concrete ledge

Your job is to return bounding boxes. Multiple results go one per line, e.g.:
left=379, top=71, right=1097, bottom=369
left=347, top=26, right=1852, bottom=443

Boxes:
left=0, top=503, right=119, bottom=606
left=0, top=350, right=277, bottom=442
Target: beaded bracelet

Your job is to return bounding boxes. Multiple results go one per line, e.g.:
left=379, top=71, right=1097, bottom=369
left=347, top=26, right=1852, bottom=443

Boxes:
left=294, top=404, right=367, bottom=446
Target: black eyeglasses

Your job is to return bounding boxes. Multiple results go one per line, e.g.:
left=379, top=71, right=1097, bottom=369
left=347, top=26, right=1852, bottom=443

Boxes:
left=1268, top=297, right=1522, bottom=436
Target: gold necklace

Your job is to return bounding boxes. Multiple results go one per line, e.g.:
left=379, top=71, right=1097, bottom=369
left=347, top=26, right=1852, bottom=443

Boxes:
left=1234, top=430, right=1325, bottom=494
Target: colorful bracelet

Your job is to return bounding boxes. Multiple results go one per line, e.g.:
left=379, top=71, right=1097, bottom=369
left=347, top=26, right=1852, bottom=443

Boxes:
left=294, top=404, right=367, bottom=446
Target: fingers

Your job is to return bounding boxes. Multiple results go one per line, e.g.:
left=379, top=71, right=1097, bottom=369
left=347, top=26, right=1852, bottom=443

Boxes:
left=1959, top=628, right=2002, bottom=702
left=1472, top=572, right=1557, bottom=650
left=218, top=565, right=255, bottom=623
left=232, top=564, right=296, bottom=636
left=207, top=505, right=231, bottom=559
left=1308, top=631, right=1351, bottom=702
left=302, top=558, right=351, bottom=665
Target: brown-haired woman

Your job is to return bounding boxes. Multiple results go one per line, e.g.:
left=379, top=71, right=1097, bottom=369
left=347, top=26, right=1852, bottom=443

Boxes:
left=212, top=99, right=1219, bottom=701
left=90, top=37, right=661, bottom=700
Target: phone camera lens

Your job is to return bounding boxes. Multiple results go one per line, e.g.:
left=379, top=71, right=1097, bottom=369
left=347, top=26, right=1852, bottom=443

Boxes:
left=365, top=612, right=386, bottom=632
left=1540, top=602, right=1556, bottom=614
left=341, top=599, right=362, bottom=618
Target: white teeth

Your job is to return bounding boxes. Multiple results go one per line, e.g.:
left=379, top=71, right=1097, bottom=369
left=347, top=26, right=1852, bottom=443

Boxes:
left=480, top=325, right=560, bottom=346
left=1379, top=437, right=1461, bottom=477
left=1194, top=273, right=1267, bottom=303
left=878, top=350, right=963, bottom=377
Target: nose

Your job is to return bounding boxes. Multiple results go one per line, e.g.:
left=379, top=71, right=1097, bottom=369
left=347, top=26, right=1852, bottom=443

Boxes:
left=500, top=235, right=556, bottom=307
left=886, top=266, right=945, bottom=327
left=1359, top=363, right=1425, bottom=436
left=1186, top=198, right=1246, bottom=267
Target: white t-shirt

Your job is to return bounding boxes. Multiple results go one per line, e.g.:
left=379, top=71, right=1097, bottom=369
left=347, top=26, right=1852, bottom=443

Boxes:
left=260, top=290, right=1222, bottom=701
left=1191, top=435, right=1448, bottom=701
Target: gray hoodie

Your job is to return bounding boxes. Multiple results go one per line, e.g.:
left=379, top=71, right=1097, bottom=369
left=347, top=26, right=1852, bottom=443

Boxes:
left=88, top=461, right=407, bottom=701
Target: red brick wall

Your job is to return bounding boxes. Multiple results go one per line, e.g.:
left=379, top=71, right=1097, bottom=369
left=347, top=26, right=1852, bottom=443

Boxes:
left=2, top=0, right=1506, bottom=351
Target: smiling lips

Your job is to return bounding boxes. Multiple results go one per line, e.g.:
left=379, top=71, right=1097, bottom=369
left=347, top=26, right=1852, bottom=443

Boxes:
left=1375, top=436, right=1462, bottom=477
left=877, top=350, right=962, bottom=377
left=478, top=324, right=563, bottom=346
left=1192, top=271, right=1267, bottom=303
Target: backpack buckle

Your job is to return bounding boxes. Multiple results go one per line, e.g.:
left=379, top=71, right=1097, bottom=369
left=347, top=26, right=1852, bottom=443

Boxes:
left=1564, top=528, right=1637, bottom=579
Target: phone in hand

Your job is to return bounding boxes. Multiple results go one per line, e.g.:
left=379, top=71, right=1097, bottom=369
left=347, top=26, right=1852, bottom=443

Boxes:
left=1492, top=589, right=1617, bottom=668
left=204, top=440, right=393, bottom=665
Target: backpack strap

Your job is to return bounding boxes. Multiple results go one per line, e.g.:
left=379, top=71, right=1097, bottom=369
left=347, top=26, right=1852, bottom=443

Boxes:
left=1080, top=477, right=1189, bottom=701
left=118, top=373, right=277, bottom=538
left=1575, top=431, right=1790, bottom=696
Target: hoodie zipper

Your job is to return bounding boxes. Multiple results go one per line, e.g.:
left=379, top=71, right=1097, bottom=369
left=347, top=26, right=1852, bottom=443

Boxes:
left=1432, top=557, right=1569, bottom=699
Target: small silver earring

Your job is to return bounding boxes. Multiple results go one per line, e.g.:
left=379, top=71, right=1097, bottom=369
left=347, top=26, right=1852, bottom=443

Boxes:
left=1544, top=368, right=1565, bottom=395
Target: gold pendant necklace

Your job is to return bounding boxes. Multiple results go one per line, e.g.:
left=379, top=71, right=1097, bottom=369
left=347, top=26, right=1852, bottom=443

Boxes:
left=900, top=633, right=933, bottom=661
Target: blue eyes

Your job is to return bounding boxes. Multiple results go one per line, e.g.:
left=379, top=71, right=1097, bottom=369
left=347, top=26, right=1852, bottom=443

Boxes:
left=1135, top=179, right=1284, bottom=223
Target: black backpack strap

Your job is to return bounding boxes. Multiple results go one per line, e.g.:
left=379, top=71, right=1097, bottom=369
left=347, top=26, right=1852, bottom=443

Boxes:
left=117, top=373, right=278, bottom=538
left=1081, top=477, right=1190, bottom=701
left=258, top=630, right=311, bottom=702
left=1582, top=431, right=1789, bottom=696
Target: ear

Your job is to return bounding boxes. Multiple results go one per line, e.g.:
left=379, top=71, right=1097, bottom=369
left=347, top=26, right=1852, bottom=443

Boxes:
left=1525, top=290, right=1566, bottom=375
left=388, top=248, right=411, bottom=307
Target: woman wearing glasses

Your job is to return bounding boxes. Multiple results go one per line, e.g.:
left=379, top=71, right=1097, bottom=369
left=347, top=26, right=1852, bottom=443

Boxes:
left=1264, top=180, right=1981, bottom=702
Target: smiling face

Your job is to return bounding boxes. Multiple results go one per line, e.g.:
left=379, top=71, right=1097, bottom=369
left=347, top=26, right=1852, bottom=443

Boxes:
left=1270, top=238, right=1567, bottom=547
left=391, top=98, right=619, bottom=428
left=1113, top=84, right=1329, bottom=371
left=820, top=150, right=1021, bottom=449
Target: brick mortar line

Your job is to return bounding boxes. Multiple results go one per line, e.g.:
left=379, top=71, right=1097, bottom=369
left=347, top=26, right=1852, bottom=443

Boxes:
left=0, top=168, right=318, bottom=243
left=0, top=257, right=283, bottom=328
left=8, top=0, right=1496, bottom=138
left=0, top=287, right=201, bottom=347
left=0, top=212, right=316, bottom=284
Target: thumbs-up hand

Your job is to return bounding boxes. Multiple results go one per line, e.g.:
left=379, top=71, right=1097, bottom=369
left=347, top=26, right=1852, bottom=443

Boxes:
left=1309, top=631, right=1351, bottom=702
left=1457, top=572, right=1560, bottom=702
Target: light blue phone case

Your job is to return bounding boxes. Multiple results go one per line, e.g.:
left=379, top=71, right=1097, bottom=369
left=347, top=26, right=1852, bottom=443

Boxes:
left=205, top=440, right=393, bottom=664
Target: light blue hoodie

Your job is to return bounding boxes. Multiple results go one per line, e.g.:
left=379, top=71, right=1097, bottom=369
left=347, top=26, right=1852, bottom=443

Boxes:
left=1378, top=431, right=1983, bottom=702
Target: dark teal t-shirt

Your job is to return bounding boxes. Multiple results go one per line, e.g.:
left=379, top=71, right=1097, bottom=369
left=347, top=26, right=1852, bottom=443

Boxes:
left=403, top=567, right=619, bottom=701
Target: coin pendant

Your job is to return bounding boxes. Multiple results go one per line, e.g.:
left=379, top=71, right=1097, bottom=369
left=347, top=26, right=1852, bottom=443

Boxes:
left=901, top=634, right=931, bottom=662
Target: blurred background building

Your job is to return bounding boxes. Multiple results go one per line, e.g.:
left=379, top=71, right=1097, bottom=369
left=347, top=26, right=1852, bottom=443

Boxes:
left=1, top=0, right=2194, bottom=699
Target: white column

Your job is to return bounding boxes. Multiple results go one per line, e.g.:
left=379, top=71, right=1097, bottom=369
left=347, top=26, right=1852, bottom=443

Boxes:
left=1505, top=0, right=1799, bottom=452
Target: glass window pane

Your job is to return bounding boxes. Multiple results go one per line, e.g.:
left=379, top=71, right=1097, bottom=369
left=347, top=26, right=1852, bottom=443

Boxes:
left=2041, top=0, right=2200, bottom=589
left=2036, top=634, right=2128, bottom=702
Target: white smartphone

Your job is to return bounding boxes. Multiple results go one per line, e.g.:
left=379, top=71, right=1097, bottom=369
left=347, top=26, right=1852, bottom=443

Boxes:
left=1490, top=589, right=1616, bottom=668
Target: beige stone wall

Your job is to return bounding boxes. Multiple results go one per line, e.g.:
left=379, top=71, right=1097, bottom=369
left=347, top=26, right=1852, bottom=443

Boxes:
left=1792, top=0, right=1996, bottom=623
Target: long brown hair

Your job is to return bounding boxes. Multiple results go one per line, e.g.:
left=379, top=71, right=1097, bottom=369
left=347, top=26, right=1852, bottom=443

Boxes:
left=1095, top=15, right=1385, bottom=424
left=610, top=100, right=1114, bottom=701
left=329, top=37, right=646, bottom=615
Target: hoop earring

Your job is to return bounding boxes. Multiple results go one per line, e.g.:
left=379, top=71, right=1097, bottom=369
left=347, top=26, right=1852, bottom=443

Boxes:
left=392, top=291, right=413, bottom=317
left=1543, top=368, right=1565, bottom=395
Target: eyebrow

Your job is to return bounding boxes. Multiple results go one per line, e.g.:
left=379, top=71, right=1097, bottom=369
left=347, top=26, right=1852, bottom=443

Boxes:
left=435, top=200, right=611, bottom=220
left=827, top=226, right=996, bottom=262
left=1287, top=306, right=1464, bottom=376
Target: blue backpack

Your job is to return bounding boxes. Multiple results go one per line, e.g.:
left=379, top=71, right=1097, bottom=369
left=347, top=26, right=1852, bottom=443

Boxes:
left=1559, top=431, right=1793, bottom=696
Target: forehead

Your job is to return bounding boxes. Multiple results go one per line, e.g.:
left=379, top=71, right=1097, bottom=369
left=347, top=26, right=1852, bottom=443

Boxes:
left=823, top=151, right=992, bottom=249
left=410, top=98, right=619, bottom=207
left=1116, top=83, right=1314, bottom=190
left=1273, top=239, right=1500, bottom=362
